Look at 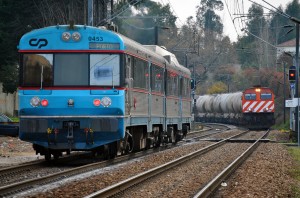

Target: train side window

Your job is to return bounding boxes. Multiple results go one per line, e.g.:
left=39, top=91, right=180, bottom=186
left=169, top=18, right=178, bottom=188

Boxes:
left=166, top=71, right=178, bottom=96
left=245, top=93, right=256, bottom=100
left=261, top=93, right=272, bottom=100
left=133, top=58, right=148, bottom=89
left=151, top=65, right=164, bottom=93
left=22, top=54, right=53, bottom=86
left=181, top=77, right=190, bottom=98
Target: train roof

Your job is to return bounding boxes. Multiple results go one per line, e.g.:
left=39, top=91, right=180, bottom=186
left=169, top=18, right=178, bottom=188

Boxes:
left=19, top=24, right=190, bottom=77
left=115, top=32, right=190, bottom=76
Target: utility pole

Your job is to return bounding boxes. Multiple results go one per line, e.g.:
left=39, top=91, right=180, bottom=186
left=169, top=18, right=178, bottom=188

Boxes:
left=284, top=62, right=286, bottom=124
left=88, top=0, right=93, bottom=26
left=295, top=22, right=299, bottom=146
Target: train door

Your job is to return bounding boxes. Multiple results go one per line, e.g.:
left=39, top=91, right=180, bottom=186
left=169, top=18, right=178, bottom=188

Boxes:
left=125, top=55, right=133, bottom=115
left=179, top=76, right=183, bottom=126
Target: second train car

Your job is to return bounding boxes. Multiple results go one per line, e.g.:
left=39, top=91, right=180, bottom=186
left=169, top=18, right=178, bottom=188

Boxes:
left=18, top=24, right=192, bottom=160
left=196, top=86, right=275, bottom=129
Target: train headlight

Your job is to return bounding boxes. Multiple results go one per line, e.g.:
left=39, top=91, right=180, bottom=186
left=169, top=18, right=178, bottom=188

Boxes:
left=30, top=96, right=40, bottom=107
left=101, top=97, right=111, bottom=107
left=68, top=99, right=74, bottom=107
left=264, top=107, right=269, bottom=112
left=62, top=32, right=71, bottom=41
left=247, top=107, right=252, bottom=112
left=72, top=32, right=81, bottom=41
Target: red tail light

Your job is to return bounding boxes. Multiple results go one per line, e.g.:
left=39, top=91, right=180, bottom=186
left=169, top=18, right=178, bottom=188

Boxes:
left=41, top=99, right=48, bottom=107
left=93, top=99, right=101, bottom=106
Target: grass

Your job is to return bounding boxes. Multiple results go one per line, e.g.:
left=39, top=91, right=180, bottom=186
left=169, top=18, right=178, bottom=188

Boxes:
left=272, top=121, right=290, bottom=132
left=288, top=147, right=300, bottom=197
left=275, top=121, right=300, bottom=196
left=9, top=117, right=19, bottom=122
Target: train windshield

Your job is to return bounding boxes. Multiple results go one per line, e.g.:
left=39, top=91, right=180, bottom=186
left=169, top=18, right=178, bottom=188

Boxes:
left=245, top=93, right=256, bottom=100
left=21, top=54, right=120, bottom=87
left=261, top=93, right=272, bottom=100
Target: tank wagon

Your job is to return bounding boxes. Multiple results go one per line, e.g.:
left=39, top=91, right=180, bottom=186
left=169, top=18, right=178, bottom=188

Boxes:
left=196, top=87, right=275, bottom=129
left=18, top=24, right=192, bottom=160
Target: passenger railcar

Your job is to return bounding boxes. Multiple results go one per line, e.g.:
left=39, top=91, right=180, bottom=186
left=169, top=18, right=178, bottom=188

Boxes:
left=196, top=86, right=275, bottom=129
left=18, top=24, right=192, bottom=160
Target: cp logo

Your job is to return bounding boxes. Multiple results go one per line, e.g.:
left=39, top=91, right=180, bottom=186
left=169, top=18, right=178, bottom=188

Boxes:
left=29, top=38, right=48, bottom=48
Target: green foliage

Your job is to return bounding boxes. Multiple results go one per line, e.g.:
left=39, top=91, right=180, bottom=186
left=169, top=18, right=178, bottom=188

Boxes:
left=207, top=81, right=227, bottom=94
left=197, top=0, right=224, bottom=34
left=114, top=0, right=177, bottom=45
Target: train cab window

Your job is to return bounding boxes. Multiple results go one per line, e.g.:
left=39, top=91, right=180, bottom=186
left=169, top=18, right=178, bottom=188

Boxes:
left=90, top=54, right=120, bottom=86
left=261, top=93, right=272, bottom=100
left=22, top=54, right=53, bottom=86
left=151, top=65, right=164, bottom=93
left=180, top=77, right=190, bottom=98
left=245, top=93, right=256, bottom=100
left=54, top=54, right=88, bottom=86
left=167, top=71, right=178, bottom=96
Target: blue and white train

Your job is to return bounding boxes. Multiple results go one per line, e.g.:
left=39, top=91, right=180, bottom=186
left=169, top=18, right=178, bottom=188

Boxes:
left=18, top=24, right=192, bottom=160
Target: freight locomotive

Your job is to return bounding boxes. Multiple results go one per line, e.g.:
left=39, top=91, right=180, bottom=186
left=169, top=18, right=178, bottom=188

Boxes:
left=18, top=24, right=192, bottom=160
left=196, top=86, right=275, bottom=129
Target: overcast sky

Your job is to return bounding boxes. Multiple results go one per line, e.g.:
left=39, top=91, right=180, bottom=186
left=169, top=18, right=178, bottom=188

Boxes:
left=153, top=0, right=293, bottom=42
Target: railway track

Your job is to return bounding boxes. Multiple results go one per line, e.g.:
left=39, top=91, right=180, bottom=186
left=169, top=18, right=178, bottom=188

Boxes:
left=84, top=129, right=270, bottom=198
left=83, top=129, right=257, bottom=197
left=0, top=124, right=267, bottom=197
left=0, top=122, right=218, bottom=188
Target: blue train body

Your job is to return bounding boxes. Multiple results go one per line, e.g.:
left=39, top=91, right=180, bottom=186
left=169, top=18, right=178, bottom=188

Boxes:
left=18, top=25, right=192, bottom=160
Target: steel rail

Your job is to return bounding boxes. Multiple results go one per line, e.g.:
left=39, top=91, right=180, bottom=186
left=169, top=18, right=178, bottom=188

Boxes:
left=0, top=152, right=92, bottom=186
left=193, top=129, right=270, bottom=198
left=84, top=130, right=249, bottom=198
left=0, top=152, right=144, bottom=197
left=0, top=141, right=191, bottom=197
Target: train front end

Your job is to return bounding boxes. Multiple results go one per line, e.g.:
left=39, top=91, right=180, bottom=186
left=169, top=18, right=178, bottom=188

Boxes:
left=242, top=87, right=275, bottom=129
left=18, top=25, right=126, bottom=159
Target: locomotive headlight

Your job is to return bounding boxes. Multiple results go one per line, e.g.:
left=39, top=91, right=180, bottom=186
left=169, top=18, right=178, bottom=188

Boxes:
left=248, top=107, right=252, bottom=112
left=72, top=32, right=81, bottom=41
left=62, top=32, right=71, bottom=41
left=30, top=96, right=40, bottom=107
left=68, top=99, right=74, bottom=107
left=101, top=97, right=112, bottom=107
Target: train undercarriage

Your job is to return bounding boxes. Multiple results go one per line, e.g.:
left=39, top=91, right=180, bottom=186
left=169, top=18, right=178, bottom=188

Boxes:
left=196, top=112, right=275, bottom=130
left=33, top=124, right=190, bottom=161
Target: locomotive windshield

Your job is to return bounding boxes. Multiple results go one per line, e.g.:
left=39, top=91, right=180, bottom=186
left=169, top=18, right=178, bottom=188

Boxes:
left=261, top=93, right=272, bottom=100
left=21, top=53, right=120, bottom=87
left=245, top=93, right=256, bottom=100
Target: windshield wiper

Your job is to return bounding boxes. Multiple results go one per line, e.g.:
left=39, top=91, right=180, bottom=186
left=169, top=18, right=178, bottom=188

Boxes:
left=40, top=65, right=44, bottom=90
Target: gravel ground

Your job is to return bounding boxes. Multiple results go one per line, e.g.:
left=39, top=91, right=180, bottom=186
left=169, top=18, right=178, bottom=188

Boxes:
left=0, top=136, right=37, bottom=167
left=0, top=130, right=299, bottom=197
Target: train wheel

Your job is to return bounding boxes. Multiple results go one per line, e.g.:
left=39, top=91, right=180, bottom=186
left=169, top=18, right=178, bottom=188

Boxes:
left=168, top=127, right=176, bottom=145
left=106, top=141, right=117, bottom=159
left=153, top=133, right=161, bottom=148
left=108, top=142, right=118, bottom=159
left=123, top=131, right=133, bottom=154
left=45, top=152, right=51, bottom=161
left=132, top=127, right=144, bottom=152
